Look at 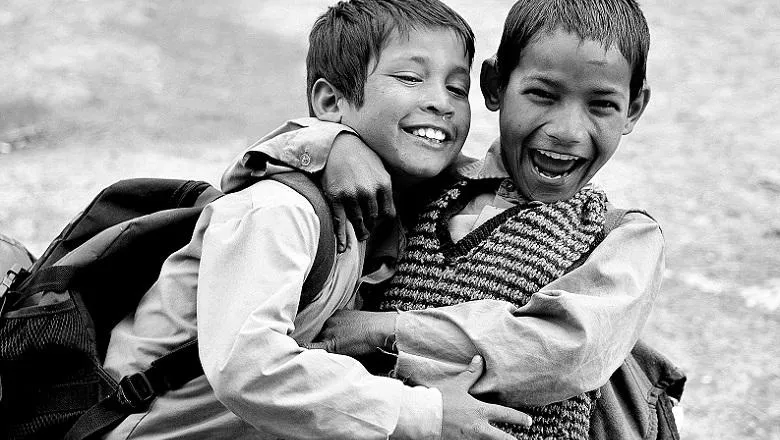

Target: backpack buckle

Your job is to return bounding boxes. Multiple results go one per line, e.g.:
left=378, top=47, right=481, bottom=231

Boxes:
left=0, top=264, right=24, bottom=299
left=116, top=372, right=156, bottom=411
left=0, top=264, right=26, bottom=316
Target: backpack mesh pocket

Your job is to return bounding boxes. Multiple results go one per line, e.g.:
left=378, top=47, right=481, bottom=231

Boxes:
left=0, top=296, right=113, bottom=440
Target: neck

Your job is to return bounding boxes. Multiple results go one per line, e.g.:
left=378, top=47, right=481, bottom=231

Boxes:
left=391, top=173, right=454, bottom=228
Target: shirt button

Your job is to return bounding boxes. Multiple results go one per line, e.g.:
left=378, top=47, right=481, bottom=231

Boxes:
left=300, top=152, right=312, bottom=167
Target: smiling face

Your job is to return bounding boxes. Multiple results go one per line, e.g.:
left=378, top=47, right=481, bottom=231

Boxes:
left=485, top=28, right=648, bottom=202
left=339, top=28, right=471, bottom=188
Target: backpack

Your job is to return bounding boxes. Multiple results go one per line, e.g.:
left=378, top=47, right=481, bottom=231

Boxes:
left=0, top=233, right=35, bottom=277
left=0, top=173, right=335, bottom=440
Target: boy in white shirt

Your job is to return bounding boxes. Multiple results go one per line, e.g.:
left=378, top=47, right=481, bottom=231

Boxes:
left=101, top=1, right=530, bottom=439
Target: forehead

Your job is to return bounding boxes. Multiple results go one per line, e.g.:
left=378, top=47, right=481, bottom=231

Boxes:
left=374, top=27, right=470, bottom=69
left=515, top=29, right=632, bottom=91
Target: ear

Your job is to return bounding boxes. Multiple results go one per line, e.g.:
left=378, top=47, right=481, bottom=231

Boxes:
left=480, top=55, right=502, bottom=112
left=622, top=83, right=651, bottom=135
left=310, top=78, right=345, bottom=123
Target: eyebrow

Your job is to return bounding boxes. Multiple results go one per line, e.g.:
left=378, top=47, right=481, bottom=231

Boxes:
left=526, top=75, right=561, bottom=88
left=527, top=75, right=625, bottom=97
left=406, top=55, right=470, bottom=77
left=592, top=88, right=624, bottom=97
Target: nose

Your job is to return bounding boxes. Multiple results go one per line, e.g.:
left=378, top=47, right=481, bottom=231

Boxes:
left=421, top=83, right=455, bottom=118
left=543, top=102, right=589, bottom=146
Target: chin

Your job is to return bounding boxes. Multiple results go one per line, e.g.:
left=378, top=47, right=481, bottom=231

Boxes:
left=394, top=167, right=444, bottom=187
left=519, top=181, right=578, bottom=203
left=529, top=192, right=565, bottom=203
left=412, top=160, right=451, bottom=177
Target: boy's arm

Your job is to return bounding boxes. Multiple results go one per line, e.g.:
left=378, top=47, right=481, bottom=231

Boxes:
left=222, top=118, right=345, bottom=180
left=226, top=118, right=394, bottom=251
left=196, top=181, right=530, bottom=439
left=396, top=212, right=664, bottom=407
left=317, top=212, right=664, bottom=407
left=196, top=181, right=437, bottom=439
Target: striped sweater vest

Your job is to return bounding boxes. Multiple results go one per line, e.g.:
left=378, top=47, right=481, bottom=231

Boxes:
left=368, top=178, right=608, bottom=440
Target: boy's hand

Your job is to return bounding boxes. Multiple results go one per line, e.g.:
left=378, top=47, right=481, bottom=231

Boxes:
left=304, top=310, right=396, bottom=357
left=322, top=132, right=395, bottom=252
left=439, top=356, right=532, bottom=439
left=304, top=326, right=533, bottom=439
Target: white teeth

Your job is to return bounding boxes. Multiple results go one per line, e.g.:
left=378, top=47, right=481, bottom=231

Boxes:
left=538, top=150, right=577, bottom=161
left=412, top=127, right=446, bottom=142
left=538, top=168, right=563, bottom=179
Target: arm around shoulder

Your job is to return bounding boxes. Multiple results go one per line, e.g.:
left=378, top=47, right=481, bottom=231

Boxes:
left=230, top=118, right=356, bottom=180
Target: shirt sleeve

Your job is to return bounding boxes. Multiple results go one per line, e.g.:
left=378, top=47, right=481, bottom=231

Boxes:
left=248, top=117, right=354, bottom=174
left=196, top=181, right=441, bottom=440
left=393, top=211, right=665, bottom=407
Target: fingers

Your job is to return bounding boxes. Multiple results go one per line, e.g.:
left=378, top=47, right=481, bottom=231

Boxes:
left=467, top=355, right=483, bottom=373
left=376, top=182, right=396, bottom=221
left=361, top=193, right=379, bottom=234
left=459, top=417, right=530, bottom=440
left=446, top=355, right=485, bottom=393
left=484, top=403, right=532, bottom=428
left=482, top=425, right=526, bottom=440
left=331, top=202, right=349, bottom=253
left=473, top=403, right=532, bottom=440
left=343, top=198, right=368, bottom=241
left=329, top=183, right=392, bottom=248
left=300, top=339, right=335, bottom=352
left=299, top=341, right=326, bottom=350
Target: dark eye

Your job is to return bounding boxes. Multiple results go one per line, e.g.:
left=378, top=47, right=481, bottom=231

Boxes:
left=526, top=88, right=555, bottom=101
left=591, top=100, right=620, bottom=113
left=447, top=84, right=469, bottom=98
left=393, top=74, right=422, bottom=84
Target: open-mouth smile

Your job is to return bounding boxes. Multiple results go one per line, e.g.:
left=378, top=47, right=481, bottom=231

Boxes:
left=531, top=149, right=586, bottom=180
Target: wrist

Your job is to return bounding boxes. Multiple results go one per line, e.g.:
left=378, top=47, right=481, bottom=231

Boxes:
left=375, top=311, right=399, bottom=352
left=392, top=384, right=442, bottom=440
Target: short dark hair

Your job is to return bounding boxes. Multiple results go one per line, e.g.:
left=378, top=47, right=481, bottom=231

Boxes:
left=496, top=0, right=650, bottom=100
left=306, top=0, right=475, bottom=114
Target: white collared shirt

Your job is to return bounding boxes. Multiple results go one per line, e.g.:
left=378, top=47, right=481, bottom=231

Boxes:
left=103, top=175, right=441, bottom=439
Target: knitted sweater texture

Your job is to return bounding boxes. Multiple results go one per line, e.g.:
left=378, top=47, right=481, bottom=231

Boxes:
left=368, top=178, right=608, bottom=440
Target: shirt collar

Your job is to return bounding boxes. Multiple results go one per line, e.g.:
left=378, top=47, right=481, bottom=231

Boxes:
left=455, top=137, right=509, bottom=180
left=454, top=138, right=542, bottom=207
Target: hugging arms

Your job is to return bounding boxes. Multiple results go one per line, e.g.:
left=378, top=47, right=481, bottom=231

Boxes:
left=242, top=121, right=664, bottom=408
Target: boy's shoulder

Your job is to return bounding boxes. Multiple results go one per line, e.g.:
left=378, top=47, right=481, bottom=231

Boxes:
left=210, top=173, right=335, bottom=260
left=213, top=174, right=328, bottom=224
left=220, top=117, right=351, bottom=194
left=602, top=204, right=663, bottom=248
left=605, top=204, right=658, bottom=231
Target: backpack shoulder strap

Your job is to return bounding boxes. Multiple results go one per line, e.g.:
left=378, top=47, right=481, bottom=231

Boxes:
left=268, top=172, right=335, bottom=309
left=64, top=340, right=203, bottom=440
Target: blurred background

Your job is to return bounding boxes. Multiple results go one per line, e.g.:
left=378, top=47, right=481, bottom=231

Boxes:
left=0, top=0, right=778, bottom=438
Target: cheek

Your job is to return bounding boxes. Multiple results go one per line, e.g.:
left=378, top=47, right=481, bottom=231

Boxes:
left=498, top=100, right=534, bottom=139
left=592, top=124, right=624, bottom=158
left=460, top=104, right=471, bottom=130
left=500, top=143, right=524, bottom=176
left=510, top=151, right=525, bottom=178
